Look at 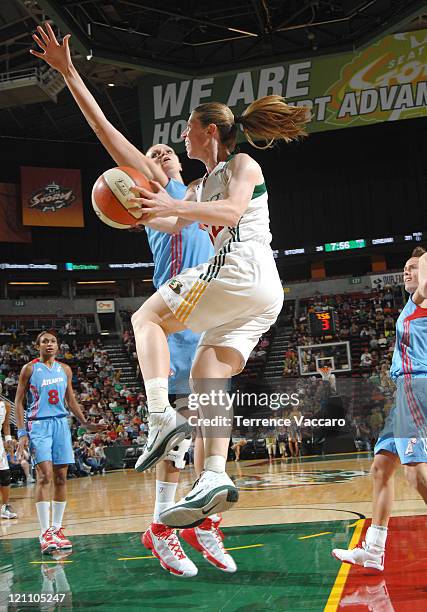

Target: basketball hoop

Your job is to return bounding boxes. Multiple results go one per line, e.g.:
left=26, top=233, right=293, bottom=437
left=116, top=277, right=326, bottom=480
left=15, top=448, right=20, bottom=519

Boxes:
left=318, top=366, right=332, bottom=379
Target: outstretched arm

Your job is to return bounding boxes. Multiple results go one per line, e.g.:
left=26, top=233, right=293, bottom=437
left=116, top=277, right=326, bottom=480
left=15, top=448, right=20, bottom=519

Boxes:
left=30, top=23, right=168, bottom=186
left=413, top=252, right=427, bottom=305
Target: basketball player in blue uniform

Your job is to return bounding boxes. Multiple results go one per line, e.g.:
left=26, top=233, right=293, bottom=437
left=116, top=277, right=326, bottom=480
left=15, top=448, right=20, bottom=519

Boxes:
left=333, top=247, right=427, bottom=571
left=15, top=331, right=103, bottom=553
left=31, top=23, right=237, bottom=576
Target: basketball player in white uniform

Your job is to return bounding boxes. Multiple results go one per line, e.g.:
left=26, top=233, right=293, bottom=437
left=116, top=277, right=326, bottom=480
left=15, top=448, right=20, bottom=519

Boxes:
left=0, top=398, right=17, bottom=519
left=129, top=98, right=310, bottom=527
left=30, top=23, right=236, bottom=575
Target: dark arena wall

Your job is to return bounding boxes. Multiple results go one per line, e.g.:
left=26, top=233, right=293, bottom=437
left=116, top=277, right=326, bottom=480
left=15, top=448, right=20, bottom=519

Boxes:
left=0, top=115, right=426, bottom=265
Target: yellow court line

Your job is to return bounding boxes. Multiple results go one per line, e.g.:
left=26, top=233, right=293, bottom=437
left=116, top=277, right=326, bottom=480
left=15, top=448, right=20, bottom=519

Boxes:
left=324, top=518, right=365, bottom=612
left=225, top=544, right=264, bottom=552
left=117, top=555, right=155, bottom=561
left=30, top=561, right=73, bottom=564
left=117, top=543, right=264, bottom=561
left=298, top=531, right=332, bottom=540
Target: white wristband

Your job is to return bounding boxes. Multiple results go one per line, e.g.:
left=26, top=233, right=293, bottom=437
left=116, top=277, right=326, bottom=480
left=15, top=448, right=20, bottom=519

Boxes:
left=5, top=435, right=12, bottom=442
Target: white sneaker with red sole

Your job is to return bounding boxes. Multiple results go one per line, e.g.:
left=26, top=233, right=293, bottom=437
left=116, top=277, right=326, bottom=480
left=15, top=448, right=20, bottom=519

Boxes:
left=332, top=543, right=384, bottom=572
left=39, top=528, right=58, bottom=554
left=142, top=522, right=198, bottom=578
left=181, top=516, right=237, bottom=573
left=51, top=527, right=73, bottom=550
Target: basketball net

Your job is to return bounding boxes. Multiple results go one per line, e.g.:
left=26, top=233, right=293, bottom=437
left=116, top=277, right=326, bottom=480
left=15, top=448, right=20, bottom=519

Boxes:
left=318, top=366, right=332, bottom=379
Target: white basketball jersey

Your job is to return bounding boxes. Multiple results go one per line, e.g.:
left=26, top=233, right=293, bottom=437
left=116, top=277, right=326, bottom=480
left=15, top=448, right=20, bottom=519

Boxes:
left=196, top=156, right=272, bottom=252
left=0, top=400, right=5, bottom=429
left=0, top=400, right=7, bottom=470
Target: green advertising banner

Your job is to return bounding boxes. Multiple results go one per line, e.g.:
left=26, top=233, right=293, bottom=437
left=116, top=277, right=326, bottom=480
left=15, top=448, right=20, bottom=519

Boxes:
left=139, top=28, right=427, bottom=151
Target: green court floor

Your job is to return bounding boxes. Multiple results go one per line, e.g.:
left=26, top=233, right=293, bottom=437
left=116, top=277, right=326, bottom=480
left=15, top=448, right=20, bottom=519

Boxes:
left=0, top=520, right=355, bottom=611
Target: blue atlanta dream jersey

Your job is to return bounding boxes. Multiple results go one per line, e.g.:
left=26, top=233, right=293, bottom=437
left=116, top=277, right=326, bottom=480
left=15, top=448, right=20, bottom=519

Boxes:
left=145, top=178, right=213, bottom=289
left=26, top=359, right=68, bottom=420
left=390, top=296, right=427, bottom=380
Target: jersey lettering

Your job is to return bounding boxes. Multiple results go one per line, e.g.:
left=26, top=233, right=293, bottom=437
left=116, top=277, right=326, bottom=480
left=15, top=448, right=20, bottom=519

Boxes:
left=48, top=389, right=59, bottom=405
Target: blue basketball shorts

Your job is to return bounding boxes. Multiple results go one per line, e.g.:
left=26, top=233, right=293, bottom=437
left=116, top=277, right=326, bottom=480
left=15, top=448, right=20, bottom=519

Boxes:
left=27, top=416, right=75, bottom=466
left=168, top=328, right=201, bottom=395
left=374, top=376, right=427, bottom=464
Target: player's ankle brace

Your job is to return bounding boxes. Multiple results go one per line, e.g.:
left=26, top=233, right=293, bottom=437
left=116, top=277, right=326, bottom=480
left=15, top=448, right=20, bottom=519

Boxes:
left=146, top=378, right=169, bottom=413
left=204, top=455, right=226, bottom=473
left=365, top=524, right=387, bottom=553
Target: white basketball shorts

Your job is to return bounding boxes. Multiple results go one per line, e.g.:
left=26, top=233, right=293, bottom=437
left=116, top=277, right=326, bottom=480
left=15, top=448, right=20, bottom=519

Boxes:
left=0, top=439, right=9, bottom=471
left=158, top=241, right=284, bottom=373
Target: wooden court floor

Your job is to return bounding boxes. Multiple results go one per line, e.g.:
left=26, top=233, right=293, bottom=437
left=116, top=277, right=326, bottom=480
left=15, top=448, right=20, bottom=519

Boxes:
left=1, top=453, right=426, bottom=611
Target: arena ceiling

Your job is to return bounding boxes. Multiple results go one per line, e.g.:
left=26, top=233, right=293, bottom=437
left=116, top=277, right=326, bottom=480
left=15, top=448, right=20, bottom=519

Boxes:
left=0, top=0, right=427, bottom=141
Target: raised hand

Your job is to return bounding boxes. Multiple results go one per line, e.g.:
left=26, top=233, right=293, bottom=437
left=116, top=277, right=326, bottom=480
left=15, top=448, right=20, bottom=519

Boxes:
left=17, top=434, right=29, bottom=457
left=129, top=181, right=178, bottom=218
left=29, top=22, right=73, bottom=74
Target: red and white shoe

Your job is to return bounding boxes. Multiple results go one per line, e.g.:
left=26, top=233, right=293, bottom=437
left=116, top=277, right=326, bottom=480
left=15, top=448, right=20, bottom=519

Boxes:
left=142, top=522, right=198, bottom=578
left=39, top=528, right=58, bottom=554
left=180, top=515, right=237, bottom=573
left=51, top=527, right=73, bottom=550
left=339, top=579, right=391, bottom=607
left=332, top=543, right=384, bottom=572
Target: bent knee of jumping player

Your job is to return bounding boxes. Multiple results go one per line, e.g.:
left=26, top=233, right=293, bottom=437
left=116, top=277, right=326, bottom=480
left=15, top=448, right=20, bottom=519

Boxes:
left=131, top=293, right=184, bottom=336
left=191, top=345, right=242, bottom=380
left=131, top=303, right=162, bottom=333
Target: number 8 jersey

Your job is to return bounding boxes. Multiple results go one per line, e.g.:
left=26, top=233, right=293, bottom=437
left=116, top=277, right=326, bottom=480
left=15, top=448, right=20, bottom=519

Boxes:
left=26, top=359, right=68, bottom=420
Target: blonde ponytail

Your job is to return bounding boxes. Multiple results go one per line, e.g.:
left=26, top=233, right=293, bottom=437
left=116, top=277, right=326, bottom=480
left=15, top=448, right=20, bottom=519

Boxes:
left=239, top=95, right=311, bottom=149
left=194, top=95, right=310, bottom=150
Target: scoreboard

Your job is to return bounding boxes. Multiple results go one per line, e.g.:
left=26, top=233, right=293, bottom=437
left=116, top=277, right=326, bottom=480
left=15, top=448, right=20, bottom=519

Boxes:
left=309, top=309, right=336, bottom=337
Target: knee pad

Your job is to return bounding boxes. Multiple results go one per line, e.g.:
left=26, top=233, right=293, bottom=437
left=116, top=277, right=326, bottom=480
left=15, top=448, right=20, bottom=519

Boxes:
left=0, top=469, right=11, bottom=487
left=165, top=436, right=192, bottom=469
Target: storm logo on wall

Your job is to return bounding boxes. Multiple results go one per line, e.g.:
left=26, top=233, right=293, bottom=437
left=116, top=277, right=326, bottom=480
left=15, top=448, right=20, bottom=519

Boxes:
left=29, top=181, right=76, bottom=212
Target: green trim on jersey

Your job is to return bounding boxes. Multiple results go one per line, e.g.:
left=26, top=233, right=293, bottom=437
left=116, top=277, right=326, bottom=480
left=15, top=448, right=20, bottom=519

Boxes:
left=252, top=182, right=267, bottom=199
left=225, top=154, right=266, bottom=200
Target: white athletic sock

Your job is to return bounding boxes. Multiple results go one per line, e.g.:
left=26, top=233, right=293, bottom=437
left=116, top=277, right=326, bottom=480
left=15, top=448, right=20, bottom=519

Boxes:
left=365, top=524, right=387, bottom=553
left=208, top=513, right=220, bottom=523
left=204, top=455, right=226, bottom=473
left=36, top=501, right=50, bottom=535
left=145, top=378, right=170, bottom=413
left=52, top=501, right=67, bottom=529
left=153, top=480, right=178, bottom=524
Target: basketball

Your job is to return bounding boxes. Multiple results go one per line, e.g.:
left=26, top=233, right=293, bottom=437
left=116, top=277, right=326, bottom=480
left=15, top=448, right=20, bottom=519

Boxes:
left=91, top=166, right=153, bottom=229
